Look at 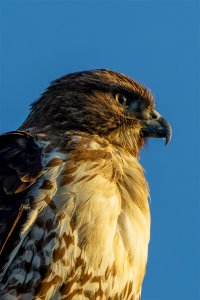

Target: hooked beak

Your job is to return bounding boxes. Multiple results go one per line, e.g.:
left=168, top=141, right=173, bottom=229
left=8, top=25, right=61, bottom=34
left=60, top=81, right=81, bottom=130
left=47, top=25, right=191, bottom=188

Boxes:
left=141, top=111, right=172, bottom=145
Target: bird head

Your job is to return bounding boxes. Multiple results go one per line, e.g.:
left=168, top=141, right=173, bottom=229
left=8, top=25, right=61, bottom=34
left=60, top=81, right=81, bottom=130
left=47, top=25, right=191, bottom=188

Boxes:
left=20, top=69, right=171, bottom=155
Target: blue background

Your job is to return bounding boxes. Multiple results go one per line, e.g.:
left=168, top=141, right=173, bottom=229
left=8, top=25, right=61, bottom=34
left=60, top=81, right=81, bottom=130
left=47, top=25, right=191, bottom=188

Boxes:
left=0, top=1, right=199, bottom=299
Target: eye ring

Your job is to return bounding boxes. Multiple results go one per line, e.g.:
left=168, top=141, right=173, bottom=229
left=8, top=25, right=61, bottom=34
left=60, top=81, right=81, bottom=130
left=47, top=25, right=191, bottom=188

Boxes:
left=115, top=93, right=127, bottom=106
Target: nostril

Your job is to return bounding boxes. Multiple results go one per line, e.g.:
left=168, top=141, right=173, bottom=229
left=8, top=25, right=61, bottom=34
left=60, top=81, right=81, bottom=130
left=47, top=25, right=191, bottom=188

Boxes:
left=151, top=112, right=157, bottom=119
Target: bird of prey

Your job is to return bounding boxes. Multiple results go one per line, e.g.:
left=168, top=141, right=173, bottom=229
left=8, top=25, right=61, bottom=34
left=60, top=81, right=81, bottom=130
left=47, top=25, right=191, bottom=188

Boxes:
left=0, top=69, right=171, bottom=300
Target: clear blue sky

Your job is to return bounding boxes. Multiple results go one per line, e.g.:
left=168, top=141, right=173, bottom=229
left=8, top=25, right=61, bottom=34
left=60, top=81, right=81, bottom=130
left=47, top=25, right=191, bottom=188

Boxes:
left=0, top=1, right=199, bottom=299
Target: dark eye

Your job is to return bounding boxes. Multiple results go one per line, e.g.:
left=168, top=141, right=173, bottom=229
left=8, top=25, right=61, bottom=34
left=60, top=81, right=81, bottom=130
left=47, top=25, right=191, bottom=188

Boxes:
left=115, top=93, right=127, bottom=106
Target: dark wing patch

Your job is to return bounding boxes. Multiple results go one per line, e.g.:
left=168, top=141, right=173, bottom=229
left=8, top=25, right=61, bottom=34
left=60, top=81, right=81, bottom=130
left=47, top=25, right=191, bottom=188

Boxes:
left=0, top=131, right=43, bottom=263
left=0, top=131, right=42, bottom=194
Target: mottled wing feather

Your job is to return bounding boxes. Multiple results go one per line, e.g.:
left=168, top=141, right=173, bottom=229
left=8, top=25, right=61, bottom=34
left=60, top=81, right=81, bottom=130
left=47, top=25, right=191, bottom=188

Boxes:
left=0, top=131, right=43, bottom=263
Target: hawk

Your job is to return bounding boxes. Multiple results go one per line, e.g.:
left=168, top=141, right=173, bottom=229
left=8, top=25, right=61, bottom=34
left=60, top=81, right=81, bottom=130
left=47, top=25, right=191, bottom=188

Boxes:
left=0, top=69, right=171, bottom=300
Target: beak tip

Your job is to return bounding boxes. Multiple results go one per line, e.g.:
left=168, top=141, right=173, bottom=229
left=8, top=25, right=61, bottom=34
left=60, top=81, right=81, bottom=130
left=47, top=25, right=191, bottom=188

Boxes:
left=165, top=125, right=172, bottom=146
left=165, top=139, right=169, bottom=146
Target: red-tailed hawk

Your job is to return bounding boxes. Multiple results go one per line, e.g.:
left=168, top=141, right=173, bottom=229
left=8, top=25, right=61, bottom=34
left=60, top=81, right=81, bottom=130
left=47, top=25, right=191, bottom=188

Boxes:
left=0, top=69, right=171, bottom=300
